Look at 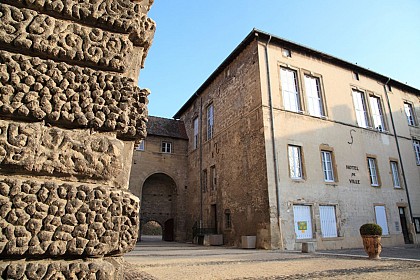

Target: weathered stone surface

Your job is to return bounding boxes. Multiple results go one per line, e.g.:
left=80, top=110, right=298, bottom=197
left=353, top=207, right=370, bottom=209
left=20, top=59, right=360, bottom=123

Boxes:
left=0, top=177, right=139, bottom=257
left=0, top=259, right=116, bottom=280
left=0, top=119, right=124, bottom=181
left=0, top=3, right=134, bottom=72
left=0, top=50, right=148, bottom=139
left=1, top=0, right=155, bottom=44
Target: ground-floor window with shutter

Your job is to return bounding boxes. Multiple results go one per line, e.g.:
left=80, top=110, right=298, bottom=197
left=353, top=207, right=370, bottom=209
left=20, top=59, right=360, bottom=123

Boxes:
left=293, top=205, right=313, bottom=239
left=374, top=205, right=389, bottom=236
left=319, top=205, right=338, bottom=238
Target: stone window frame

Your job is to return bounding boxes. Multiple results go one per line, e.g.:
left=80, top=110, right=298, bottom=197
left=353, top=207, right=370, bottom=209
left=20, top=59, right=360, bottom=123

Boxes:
left=301, top=70, right=328, bottom=119
left=278, top=64, right=303, bottom=113
left=403, top=101, right=417, bottom=127
left=319, top=144, right=338, bottom=184
left=287, top=144, right=305, bottom=181
left=206, top=103, right=214, bottom=141
left=193, top=116, right=199, bottom=150
left=161, top=141, right=172, bottom=153
left=389, top=158, right=402, bottom=189
left=135, top=139, right=145, bottom=151
left=367, top=154, right=381, bottom=187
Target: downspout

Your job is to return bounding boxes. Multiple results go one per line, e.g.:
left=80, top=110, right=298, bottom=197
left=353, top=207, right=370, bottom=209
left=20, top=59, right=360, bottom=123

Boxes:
left=264, top=35, right=284, bottom=249
left=198, top=94, right=203, bottom=229
left=383, top=78, right=416, bottom=244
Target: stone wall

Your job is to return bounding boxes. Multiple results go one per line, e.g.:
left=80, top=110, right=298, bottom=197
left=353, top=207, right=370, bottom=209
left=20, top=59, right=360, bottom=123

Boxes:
left=0, top=0, right=154, bottom=279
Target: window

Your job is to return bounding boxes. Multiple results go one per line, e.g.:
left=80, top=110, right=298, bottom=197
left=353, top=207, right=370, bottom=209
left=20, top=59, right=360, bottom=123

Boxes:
left=374, top=205, right=389, bottom=235
left=210, top=165, right=216, bottom=191
left=390, top=161, right=401, bottom=188
left=207, top=104, right=214, bottom=140
left=161, top=141, right=172, bottom=153
left=304, top=75, right=324, bottom=117
left=202, top=169, right=208, bottom=193
left=288, top=145, right=303, bottom=179
left=280, top=67, right=301, bottom=112
left=321, top=150, right=335, bottom=182
left=404, top=102, right=416, bottom=126
left=367, top=157, right=379, bottom=186
left=193, top=117, right=199, bottom=149
left=224, top=209, right=232, bottom=229
left=319, top=205, right=338, bottom=238
left=352, top=89, right=369, bottom=128
left=135, top=140, right=144, bottom=151
left=293, top=205, right=313, bottom=239
left=353, top=71, right=359, bottom=81
left=369, top=96, right=386, bottom=131
left=282, top=48, right=291, bottom=57
left=414, top=217, right=420, bottom=233
left=413, top=140, right=420, bottom=165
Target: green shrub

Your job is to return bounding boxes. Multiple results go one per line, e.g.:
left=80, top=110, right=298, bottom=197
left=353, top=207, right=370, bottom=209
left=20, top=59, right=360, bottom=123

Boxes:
left=359, top=223, right=382, bottom=236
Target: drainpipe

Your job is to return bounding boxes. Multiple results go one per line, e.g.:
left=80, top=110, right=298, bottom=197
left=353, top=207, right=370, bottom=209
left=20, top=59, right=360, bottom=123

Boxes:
left=383, top=78, right=416, bottom=244
left=198, top=95, right=203, bottom=229
left=264, top=35, right=284, bottom=249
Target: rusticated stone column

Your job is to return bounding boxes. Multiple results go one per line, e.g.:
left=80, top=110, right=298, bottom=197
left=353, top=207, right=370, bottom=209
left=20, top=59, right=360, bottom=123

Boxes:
left=0, top=0, right=155, bottom=279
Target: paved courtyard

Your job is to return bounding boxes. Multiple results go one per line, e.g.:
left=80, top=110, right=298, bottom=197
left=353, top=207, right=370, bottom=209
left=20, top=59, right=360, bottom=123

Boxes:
left=123, top=236, right=420, bottom=279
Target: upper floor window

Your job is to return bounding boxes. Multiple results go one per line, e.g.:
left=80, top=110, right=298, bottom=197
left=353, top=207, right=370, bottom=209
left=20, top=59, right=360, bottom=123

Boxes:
left=413, top=140, right=420, bottom=165
left=207, top=104, right=214, bottom=140
left=390, top=161, right=401, bottom=188
left=288, top=145, right=303, bottom=179
left=193, top=117, right=199, bottom=149
left=210, top=165, right=216, bottom=191
left=304, top=75, right=324, bottom=117
left=202, top=169, right=208, bottom=193
left=280, top=67, right=301, bottom=112
left=321, top=150, right=335, bottom=182
left=353, top=72, right=360, bottom=81
left=352, top=89, right=369, bottom=128
left=404, top=102, right=416, bottom=126
left=282, top=48, right=292, bottom=58
left=161, top=141, right=172, bottom=153
left=135, top=140, right=145, bottom=151
left=369, top=95, right=386, bottom=131
left=367, top=157, right=380, bottom=186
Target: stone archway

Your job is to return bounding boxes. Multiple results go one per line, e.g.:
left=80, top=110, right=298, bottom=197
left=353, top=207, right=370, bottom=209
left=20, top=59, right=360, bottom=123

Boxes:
left=140, top=173, right=177, bottom=241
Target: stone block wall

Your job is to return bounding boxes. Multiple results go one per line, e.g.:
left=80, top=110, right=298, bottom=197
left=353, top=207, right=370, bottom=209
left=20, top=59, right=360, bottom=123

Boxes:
left=0, top=0, right=155, bottom=279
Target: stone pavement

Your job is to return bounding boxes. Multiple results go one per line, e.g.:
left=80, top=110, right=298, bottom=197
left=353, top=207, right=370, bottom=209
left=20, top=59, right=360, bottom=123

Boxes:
left=123, top=237, right=420, bottom=279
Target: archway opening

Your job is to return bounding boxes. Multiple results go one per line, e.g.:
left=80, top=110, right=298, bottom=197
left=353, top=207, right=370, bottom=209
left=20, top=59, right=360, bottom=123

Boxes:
left=141, top=220, right=163, bottom=242
left=140, top=173, right=177, bottom=242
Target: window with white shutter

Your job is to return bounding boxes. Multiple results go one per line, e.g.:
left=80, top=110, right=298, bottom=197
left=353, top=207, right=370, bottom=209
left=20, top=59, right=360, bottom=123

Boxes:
left=319, top=206, right=338, bottom=238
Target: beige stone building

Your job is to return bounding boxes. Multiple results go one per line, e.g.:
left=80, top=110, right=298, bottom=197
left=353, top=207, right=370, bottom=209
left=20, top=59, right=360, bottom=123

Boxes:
left=130, top=29, right=420, bottom=250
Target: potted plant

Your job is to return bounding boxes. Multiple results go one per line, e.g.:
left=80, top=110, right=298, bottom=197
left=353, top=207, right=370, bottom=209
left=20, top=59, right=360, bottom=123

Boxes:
left=359, top=223, right=382, bottom=259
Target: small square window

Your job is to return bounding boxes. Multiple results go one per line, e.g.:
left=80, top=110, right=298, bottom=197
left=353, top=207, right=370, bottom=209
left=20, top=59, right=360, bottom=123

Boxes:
left=353, top=72, right=360, bottom=81
left=135, top=140, right=145, bottom=151
left=161, top=141, right=172, bottom=153
left=282, top=48, right=292, bottom=58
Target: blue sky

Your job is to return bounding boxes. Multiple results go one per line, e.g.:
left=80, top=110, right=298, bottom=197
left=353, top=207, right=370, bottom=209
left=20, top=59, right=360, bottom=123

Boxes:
left=139, top=0, right=420, bottom=119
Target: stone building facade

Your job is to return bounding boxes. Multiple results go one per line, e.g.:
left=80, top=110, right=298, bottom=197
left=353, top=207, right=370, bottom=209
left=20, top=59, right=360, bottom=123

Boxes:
left=130, top=29, right=420, bottom=250
left=0, top=0, right=155, bottom=279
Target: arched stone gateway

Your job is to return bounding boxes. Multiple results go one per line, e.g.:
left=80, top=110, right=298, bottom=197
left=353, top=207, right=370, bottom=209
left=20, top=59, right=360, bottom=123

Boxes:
left=140, top=173, right=177, bottom=241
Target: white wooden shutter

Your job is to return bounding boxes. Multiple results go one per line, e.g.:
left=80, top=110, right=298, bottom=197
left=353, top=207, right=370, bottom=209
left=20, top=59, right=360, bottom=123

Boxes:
left=374, top=206, right=389, bottom=235
left=293, top=205, right=313, bottom=239
left=319, top=206, right=338, bottom=238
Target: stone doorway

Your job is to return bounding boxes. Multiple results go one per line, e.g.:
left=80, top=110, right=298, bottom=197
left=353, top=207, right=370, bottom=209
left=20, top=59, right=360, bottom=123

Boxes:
left=140, top=173, right=177, bottom=242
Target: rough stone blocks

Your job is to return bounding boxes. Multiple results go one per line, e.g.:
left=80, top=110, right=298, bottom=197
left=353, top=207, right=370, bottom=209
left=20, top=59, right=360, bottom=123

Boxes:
left=0, top=0, right=154, bottom=278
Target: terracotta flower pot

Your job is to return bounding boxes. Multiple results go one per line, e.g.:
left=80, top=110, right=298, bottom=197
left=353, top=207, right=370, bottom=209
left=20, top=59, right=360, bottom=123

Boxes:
left=361, top=235, right=382, bottom=259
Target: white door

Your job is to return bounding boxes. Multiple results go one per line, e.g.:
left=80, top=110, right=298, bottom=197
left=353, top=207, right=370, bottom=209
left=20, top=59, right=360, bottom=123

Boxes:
left=319, top=205, right=338, bottom=238
left=293, top=205, right=313, bottom=239
left=374, top=205, right=389, bottom=235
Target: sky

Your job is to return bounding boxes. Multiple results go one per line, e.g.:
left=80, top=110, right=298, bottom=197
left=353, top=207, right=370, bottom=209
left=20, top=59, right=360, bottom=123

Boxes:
left=139, top=0, right=420, bottom=119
